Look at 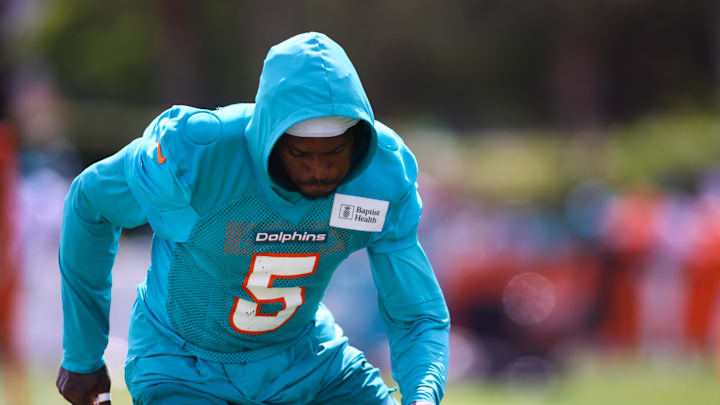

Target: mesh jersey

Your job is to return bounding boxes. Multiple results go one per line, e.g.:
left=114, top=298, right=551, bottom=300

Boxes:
left=166, top=189, right=371, bottom=362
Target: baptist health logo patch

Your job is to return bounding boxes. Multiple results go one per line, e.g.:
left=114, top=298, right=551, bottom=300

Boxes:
left=339, top=204, right=355, bottom=219
left=330, top=194, right=389, bottom=232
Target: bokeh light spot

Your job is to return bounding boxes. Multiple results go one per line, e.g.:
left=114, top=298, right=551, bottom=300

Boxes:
left=503, top=272, right=556, bottom=325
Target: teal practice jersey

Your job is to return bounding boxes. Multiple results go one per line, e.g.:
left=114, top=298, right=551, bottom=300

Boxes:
left=60, top=33, right=449, bottom=404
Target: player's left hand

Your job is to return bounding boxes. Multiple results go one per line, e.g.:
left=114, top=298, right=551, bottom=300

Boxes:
left=56, top=364, right=112, bottom=405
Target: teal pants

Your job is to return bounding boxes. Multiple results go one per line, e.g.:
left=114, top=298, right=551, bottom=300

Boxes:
left=124, top=300, right=395, bottom=405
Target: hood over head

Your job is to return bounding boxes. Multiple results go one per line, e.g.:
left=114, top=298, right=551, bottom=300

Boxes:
left=245, top=32, right=377, bottom=197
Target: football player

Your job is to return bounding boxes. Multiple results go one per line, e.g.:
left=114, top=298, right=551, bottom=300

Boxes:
left=57, top=32, right=449, bottom=405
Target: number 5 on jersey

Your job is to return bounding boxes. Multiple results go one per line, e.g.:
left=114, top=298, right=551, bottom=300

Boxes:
left=230, top=253, right=319, bottom=334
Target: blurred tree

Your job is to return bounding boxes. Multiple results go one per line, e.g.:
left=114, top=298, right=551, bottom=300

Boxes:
left=601, top=0, right=716, bottom=120
left=30, top=0, right=720, bottom=132
left=151, top=0, right=200, bottom=104
left=36, top=0, right=157, bottom=102
left=547, top=1, right=608, bottom=131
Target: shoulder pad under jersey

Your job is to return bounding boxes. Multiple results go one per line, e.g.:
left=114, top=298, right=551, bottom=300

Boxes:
left=124, top=105, right=224, bottom=241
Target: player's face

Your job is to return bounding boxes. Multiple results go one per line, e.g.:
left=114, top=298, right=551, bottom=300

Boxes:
left=276, top=132, right=355, bottom=199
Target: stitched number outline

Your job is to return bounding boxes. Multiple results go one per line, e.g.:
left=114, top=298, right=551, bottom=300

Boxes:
left=230, top=253, right=320, bottom=334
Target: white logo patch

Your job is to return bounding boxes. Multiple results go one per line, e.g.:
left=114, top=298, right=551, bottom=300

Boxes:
left=330, top=194, right=389, bottom=232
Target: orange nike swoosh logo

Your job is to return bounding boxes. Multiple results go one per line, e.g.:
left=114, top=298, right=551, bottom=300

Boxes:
left=157, top=142, right=166, bottom=164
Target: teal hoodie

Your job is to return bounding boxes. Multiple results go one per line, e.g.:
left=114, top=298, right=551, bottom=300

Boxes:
left=59, top=32, right=448, bottom=404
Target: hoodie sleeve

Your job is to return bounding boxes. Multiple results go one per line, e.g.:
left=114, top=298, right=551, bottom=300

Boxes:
left=367, top=187, right=450, bottom=405
left=59, top=142, right=148, bottom=373
left=60, top=105, right=208, bottom=373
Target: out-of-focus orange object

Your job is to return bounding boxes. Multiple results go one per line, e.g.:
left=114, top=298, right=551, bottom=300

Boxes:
left=683, top=198, right=720, bottom=348
left=601, top=189, right=662, bottom=347
left=0, top=122, right=27, bottom=404
left=0, top=122, right=20, bottom=355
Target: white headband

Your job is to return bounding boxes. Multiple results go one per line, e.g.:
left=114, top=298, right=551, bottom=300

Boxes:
left=285, top=116, right=359, bottom=137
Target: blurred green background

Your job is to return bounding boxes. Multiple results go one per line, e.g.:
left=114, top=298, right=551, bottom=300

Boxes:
left=2, top=0, right=720, bottom=404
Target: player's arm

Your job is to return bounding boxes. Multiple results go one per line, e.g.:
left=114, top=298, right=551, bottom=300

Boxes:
left=367, top=184, right=450, bottom=405
left=57, top=140, right=148, bottom=404
left=59, top=140, right=148, bottom=374
left=368, top=241, right=449, bottom=405
left=58, top=105, right=207, bottom=403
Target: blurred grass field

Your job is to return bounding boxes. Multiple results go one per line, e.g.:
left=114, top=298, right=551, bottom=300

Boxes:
left=4, top=354, right=718, bottom=404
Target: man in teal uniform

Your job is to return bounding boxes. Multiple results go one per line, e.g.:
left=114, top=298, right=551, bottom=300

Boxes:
left=57, top=32, right=449, bottom=405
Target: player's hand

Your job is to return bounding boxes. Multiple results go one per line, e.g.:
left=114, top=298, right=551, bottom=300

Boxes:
left=56, top=364, right=112, bottom=405
left=408, top=402, right=435, bottom=405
